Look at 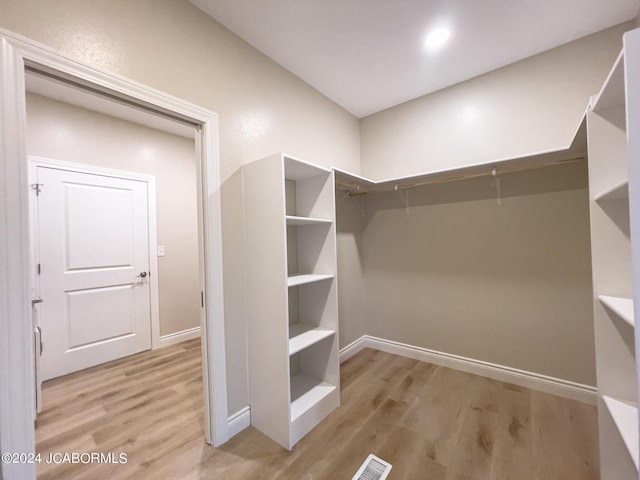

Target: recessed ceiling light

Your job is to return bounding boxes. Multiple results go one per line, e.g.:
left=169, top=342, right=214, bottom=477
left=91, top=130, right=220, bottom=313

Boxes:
left=425, top=28, right=451, bottom=49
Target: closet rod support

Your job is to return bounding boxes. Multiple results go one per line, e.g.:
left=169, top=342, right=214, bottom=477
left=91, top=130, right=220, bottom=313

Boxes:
left=338, top=184, right=360, bottom=205
left=491, top=167, right=502, bottom=207
left=338, top=189, right=351, bottom=205
left=395, top=184, right=409, bottom=213
left=350, top=194, right=364, bottom=216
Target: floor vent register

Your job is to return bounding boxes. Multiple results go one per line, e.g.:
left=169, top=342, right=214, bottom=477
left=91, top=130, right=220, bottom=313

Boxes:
left=352, top=454, right=392, bottom=480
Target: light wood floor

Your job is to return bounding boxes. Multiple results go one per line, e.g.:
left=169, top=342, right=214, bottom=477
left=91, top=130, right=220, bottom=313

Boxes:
left=36, top=339, right=599, bottom=479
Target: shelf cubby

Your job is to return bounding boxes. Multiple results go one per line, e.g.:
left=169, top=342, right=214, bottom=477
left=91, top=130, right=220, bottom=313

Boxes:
left=594, top=179, right=629, bottom=203
left=289, top=323, right=335, bottom=355
left=603, top=395, right=639, bottom=469
left=593, top=51, right=626, bottom=129
left=599, top=295, right=635, bottom=328
left=290, top=373, right=337, bottom=422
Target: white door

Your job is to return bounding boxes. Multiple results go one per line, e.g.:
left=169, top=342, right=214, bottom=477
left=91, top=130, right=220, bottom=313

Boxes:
left=36, top=166, right=152, bottom=381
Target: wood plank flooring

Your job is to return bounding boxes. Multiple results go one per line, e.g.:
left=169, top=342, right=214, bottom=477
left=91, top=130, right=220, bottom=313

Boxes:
left=36, top=340, right=600, bottom=479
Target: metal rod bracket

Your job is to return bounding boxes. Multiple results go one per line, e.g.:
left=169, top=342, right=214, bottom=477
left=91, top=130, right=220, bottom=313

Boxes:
left=350, top=195, right=364, bottom=216
left=491, top=167, right=502, bottom=207
left=395, top=184, right=409, bottom=213
left=338, top=184, right=364, bottom=215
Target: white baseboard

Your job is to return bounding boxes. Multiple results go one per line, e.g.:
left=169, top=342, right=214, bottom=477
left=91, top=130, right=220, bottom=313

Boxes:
left=157, top=326, right=201, bottom=349
left=340, top=335, right=597, bottom=405
left=340, top=335, right=370, bottom=363
left=227, top=406, right=251, bottom=438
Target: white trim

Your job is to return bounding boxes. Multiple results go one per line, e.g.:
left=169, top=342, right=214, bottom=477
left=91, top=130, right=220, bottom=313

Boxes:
left=0, top=37, right=36, bottom=480
left=147, top=180, right=161, bottom=350
left=158, top=327, right=202, bottom=349
left=28, top=156, right=160, bottom=182
left=340, top=335, right=597, bottom=405
left=27, top=160, right=41, bottom=415
left=227, top=406, right=251, bottom=438
left=0, top=29, right=229, bottom=479
left=27, top=156, right=165, bottom=354
left=339, top=335, right=370, bottom=363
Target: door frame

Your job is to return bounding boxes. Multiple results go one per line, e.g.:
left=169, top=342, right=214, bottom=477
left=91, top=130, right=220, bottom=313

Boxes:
left=29, top=156, right=170, bottom=355
left=0, top=29, right=229, bottom=480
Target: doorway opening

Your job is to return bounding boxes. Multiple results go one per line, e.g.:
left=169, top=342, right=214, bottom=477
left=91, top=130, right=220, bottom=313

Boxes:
left=25, top=71, right=211, bottom=478
left=0, top=31, right=229, bottom=480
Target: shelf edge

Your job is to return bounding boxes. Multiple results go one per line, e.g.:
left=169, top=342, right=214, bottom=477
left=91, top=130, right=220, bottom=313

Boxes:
left=287, top=274, right=334, bottom=287
left=289, top=326, right=335, bottom=355
left=603, top=395, right=639, bottom=469
left=594, top=179, right=629, bottom=203
left=598, top=295, right=635, bottom=328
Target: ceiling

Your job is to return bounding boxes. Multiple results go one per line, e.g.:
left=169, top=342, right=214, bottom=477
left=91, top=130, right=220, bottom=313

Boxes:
left=189, top=0, right=639, bottom=118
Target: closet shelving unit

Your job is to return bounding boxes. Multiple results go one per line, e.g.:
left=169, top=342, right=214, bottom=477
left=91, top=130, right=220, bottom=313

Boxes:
left=243, top=153, right=340, bottom=450
left=587, top=28, right=640, bottom=479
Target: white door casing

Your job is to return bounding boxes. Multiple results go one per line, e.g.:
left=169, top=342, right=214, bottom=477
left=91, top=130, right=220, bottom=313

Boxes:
left=36, top=165, right=152, bottom=380
left=0, top=37, right=36, bottom=480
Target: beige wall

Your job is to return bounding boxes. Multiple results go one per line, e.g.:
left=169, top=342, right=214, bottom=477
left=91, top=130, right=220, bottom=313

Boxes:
left=0, top=0, right=361, bottom=416
left=361, top=162, right=595, bottom=385
left=336, top=195, right=366, bottom=348
left=350, top=23, right=637, bottom=388
left=360, top=22, right=631, bottom=179
left=26, top=93, right=201, bottom=338
left=0, top=0, right=361, bottom=179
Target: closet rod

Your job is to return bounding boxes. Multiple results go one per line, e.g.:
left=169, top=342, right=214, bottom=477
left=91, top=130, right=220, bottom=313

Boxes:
left=336, top=156, right=586, bottom=195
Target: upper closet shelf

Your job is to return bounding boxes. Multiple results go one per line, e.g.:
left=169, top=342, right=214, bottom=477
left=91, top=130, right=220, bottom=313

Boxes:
left=599, top=295, right=635, bottom=328
left=286, top=215, right=332, bottom=226
left=594, top=179, right=629, bottom=203
left=287, top=274, right=334, bottom=287
left=603, top=395, right=639, bottom=469
left=334, top=115, right=587, bottom=195
left=592, top=51, right=626, bottom=128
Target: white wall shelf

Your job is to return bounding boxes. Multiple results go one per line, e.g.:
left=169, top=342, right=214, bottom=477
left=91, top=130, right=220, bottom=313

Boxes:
left=287, top=273, right=334, bottom=287
left=603, top=395, right=639, bottom=469
left=286, top=215, right=332, bottom=226
left=290, top=373, right=337, bottom=422
left=244, top=153, right=340, bottom=450
left=289, top=324, right=335, bottom=355
left=594, top=179, right=629, bottom=203
left=599, top=295, right=635, bottom=328
left=334, top=114, right=587, bottom=195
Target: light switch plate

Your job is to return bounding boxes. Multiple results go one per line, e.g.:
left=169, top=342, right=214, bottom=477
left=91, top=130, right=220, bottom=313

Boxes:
left=157, top=245, right=165, bottom=257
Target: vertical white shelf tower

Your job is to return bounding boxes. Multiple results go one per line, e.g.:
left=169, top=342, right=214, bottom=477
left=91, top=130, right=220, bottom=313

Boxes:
left=587, top=28, right=640, bottom=479
left=243, top=153, right=340, bottom=450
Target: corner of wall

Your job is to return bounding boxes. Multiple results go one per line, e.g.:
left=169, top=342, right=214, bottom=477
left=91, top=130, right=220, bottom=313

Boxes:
left=335, top=192, right=367, bottom=348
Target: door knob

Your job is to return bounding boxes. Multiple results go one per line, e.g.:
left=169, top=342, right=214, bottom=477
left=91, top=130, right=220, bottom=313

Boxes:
left=136, top=272, right=148, bottom=278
